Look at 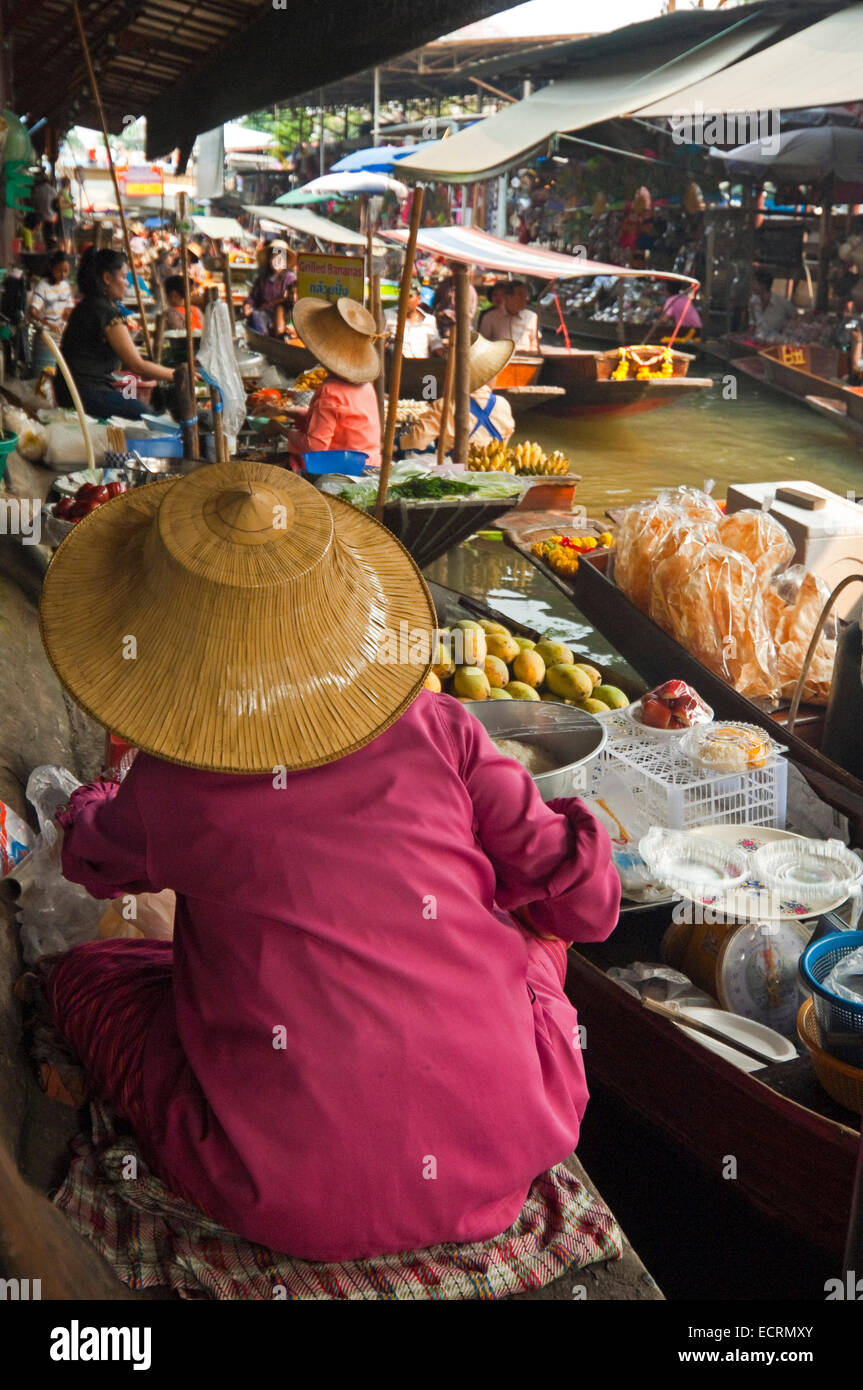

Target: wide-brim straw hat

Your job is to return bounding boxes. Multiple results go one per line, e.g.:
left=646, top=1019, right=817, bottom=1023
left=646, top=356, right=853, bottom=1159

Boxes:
left=40, top=461, right=435, bottom=774
left=292, top=296, right=380, bottom=384
left=469, top=334, right=515, bottom=392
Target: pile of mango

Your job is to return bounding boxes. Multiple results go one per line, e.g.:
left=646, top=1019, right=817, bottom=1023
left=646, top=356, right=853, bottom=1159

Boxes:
left=293, top=365, right=327, bottom=391
left=424, top=618, right=630, bottom=714
left=467, top=440, right=571, bottom=476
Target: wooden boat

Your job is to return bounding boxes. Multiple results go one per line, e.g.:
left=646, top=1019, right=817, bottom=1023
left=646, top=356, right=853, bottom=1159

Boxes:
left=758, top=343, right=850, bottom=404
left=805, top=389, right=863, bottom=447
left=505, top=533, right=863, bottom=835
left=538, top=345, right=712, bottom=418
left=427, top=575, right=861, bottom=1259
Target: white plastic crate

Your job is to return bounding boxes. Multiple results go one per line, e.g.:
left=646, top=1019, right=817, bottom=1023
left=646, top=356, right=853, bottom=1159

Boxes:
left=593, top=722, right=787, bottom=831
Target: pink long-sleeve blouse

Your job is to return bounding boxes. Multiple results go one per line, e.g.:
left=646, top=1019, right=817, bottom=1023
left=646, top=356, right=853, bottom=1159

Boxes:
left=57, top=690, right=619, bottom=1261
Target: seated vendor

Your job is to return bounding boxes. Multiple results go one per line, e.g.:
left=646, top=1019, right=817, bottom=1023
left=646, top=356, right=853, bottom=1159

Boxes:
left=23, top=459, right=619, bottom=1267
left=56, top=247, right=178, bottom=420
left=285, top=296, right=382, bottom=468
left=400, top=334, right=516, bottom=456
left=243, top=240, right=297, bottom=337
left=164, top=275, right=204, bottom=332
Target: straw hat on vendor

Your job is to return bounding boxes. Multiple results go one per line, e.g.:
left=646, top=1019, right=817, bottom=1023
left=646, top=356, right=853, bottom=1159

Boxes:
left=21, top=451, right=619, bottom=1281
left=399, top=332, right=517, bottom=456
left=286, top=296, right=383, bottom=468
left=40, top=460, right=433, bottom=772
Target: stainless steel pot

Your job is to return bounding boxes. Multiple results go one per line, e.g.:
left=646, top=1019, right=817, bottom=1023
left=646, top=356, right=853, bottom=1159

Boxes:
left=465, top=699, right=606, bottom=801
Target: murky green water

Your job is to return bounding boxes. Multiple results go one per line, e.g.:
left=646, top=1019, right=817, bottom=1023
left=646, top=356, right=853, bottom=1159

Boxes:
left=426, top=358, right=863, bottom=679
left=517, top=362, right=863, bottom=515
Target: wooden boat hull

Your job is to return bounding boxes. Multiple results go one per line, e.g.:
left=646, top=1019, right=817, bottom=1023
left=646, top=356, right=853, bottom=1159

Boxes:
left=758, top=343, right=849, bottom=404
left=806, top=393, right=863, bottom=447
left=538, top=344, right=711, bottom=417
left=566, top=943, right=859, bottom=1259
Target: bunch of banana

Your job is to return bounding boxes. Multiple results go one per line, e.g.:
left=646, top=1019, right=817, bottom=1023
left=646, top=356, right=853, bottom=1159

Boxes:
left=294, top=365, right=328, bottom=391
left=468, top=440, right=515, bottom=473
left=510, top=441, right=571, bottom=476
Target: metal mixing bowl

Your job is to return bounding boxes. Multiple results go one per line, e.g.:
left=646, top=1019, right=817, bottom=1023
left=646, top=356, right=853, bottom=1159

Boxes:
left=465, top=699, right=606, bottom=801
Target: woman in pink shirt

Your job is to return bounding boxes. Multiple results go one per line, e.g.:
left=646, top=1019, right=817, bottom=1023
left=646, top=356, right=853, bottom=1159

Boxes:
left=286, top=296, right=382, bottom=468
left=28, top=460, right=619, bottom=1265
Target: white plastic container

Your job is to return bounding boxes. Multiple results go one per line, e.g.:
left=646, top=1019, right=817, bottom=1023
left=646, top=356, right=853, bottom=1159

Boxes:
left=725, top=480, right=863, bottom=620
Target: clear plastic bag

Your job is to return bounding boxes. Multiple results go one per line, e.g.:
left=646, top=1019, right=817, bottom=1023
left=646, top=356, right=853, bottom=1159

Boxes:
left=764, top=564, right=836, bottom=705
left=197, top=299, right=247, bottom=453
left=825, top=945, right=863, bottom=1004
left=718, top=509, right=794, bottom=588
left=668, top=545, right=779, bottom=700
left=649, top=523, right=719, bottom=633
left=98, top=889, right=175, bottom=941
left=16, top=766, right=108, bottom=965
left=614, top=495, right=721, bottom=614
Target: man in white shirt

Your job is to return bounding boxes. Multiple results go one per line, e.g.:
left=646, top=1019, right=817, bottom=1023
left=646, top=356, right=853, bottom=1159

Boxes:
left=749, top=268, right=798, bottom=341
left=386, top=280, right=443, bottom=358
left=479, top=281, right=540, bottom=353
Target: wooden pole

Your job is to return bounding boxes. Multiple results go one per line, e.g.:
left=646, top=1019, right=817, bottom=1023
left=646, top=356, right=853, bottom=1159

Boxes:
left=365, top=197, right=374, bottom=310
left=816, top=175, right=834, bottom=314
left=72, top=0, right=152, bottom=359
left=174, top=364, right=198, bottom=460
left=152, top=309, right=166, bottom=366
left=221, top=247, right=234, bottom=321
left=436, top=334, right=457, bottom=466
left=375, top=185, right=424, bottom=520
left=371, top=272, right=385, bottom=429
left=176, top=192, right=199, bottom=458
left=453, top=262, right=471, bottom=466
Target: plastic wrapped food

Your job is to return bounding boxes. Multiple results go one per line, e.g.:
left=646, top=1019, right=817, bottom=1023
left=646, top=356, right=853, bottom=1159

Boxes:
left=668, top=545, right=779, bottom=700
left=649, top=524, right=718, bottom=632
left=764, top=565, right=835, bottom=705
left=681, top=721, right=775, bottom=773
left=718, top=509, right=794, bottom=588
left=656, top=485, right=723, bottom=527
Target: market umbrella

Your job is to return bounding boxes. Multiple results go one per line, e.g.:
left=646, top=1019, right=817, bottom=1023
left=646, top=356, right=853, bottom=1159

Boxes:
left=276, top=172, right=409, bottom=204
left=718, top=126, right=863, bottom=183
left=330, top=141, right=439, bottom=174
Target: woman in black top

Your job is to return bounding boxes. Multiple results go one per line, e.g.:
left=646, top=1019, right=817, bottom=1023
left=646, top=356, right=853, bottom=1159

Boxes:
left=57, top=247, right=177, bottom=420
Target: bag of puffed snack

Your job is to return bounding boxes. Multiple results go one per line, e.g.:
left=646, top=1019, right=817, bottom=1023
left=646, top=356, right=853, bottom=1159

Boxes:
left=718, top=508, right=794, bottom=588
left=669, top=544, right=779, bottom=701
left=766, top=565, right=836, bottom=705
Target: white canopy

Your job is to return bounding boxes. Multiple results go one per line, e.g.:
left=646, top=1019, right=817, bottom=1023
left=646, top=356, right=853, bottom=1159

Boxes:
left=636, top=5, right=863, bottom=117
left=191, top=215, right=253, bottom=242
left=245, top=205, right=379, bottom=248
left=396, top=16, right=778, bottom=182
left=380, top=225, right=696, bottom=284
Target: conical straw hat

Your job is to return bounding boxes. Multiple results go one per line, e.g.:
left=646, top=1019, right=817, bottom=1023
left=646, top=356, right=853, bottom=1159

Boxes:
left=292, top=296, right=380, bottom=383
left=469, top=334, right=515, bottom=391
left=40, top=462, right=436, bottom=773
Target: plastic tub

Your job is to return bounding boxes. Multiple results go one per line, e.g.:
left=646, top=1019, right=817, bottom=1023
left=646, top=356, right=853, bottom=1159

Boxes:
left=755, top=839, right=863, bottom=914
left=798, top=929, right=863, bottom=1063
left=303, top=450, right=368, bottom=476
left=639, top=827, right=749, bottom=902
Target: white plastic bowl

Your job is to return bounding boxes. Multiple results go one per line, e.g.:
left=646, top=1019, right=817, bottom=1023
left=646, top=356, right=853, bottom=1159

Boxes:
left=625, top=697, right=713, bottom=739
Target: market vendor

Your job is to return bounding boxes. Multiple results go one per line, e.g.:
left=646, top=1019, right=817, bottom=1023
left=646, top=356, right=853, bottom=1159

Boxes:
left=385, top=278, right=443, bottom=357
left=243, top=239, right=297, bottom=336
left=399, top=333, right=516, bottom=456
left=284, top=296, right=382, bottom=468
left=748, top=268, right=798, bottom=341
left=55, top=247, right=179, bottom=420
left=28, top=250, right=74, bottom=371
left=23, top=458, right=619, bottom=1268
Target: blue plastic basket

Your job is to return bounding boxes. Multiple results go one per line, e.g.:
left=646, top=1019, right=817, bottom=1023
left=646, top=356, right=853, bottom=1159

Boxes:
left=799, top=930, right=863, bottom=1063
left=133, top=435, right=184, bottom=459
left=303, top=450, right=368, bottom=476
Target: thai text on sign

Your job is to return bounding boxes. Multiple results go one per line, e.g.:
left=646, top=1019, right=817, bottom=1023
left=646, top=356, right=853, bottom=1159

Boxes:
left=297, top=253, right=364, bottom=304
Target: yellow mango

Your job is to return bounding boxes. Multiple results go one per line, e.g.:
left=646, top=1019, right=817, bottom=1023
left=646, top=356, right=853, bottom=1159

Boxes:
left=484, top=654, right=510, bottom=689
left=505, top=680, right=541, bottom=701
left=485, top=632, right=519, bottom=664
left=546, top=663, right=593, bottom=700
left=573, top=662, right=602, bottom=687
left=424, top=671, right=442, bottom=693
left=512, top=648, right=546, bottom=688
left=535, top=638, right=574, bottom=668
left=453, top=666, right=490, bottom=700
